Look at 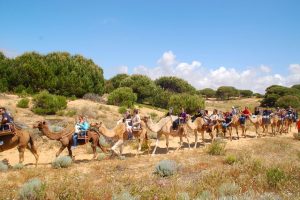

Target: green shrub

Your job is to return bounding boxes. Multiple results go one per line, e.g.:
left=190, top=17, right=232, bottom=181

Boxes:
left=224, top=155, right=237, bottom=165
left=17, top=98, right=30, bottom=108
left=13, top=163, right=24, bottom=170
left=52, top=156, right=72, bottom=169
left=195, top=190, right=212, bottom=200
left=266, top=168, right=285, bottom=187
left=32, top=91, right=67, bottom=115
left=218, top=182, right=240, bottom=197
left=207, top=140, right=226, bottom=155
left=168, top=93, right=205, bottom=114
left=65, top=109, right=77, bottom=117
left=154, top=160, right=178, bottom=177
left=108, top=87, right=137, bottom=107
left=176, top=192, right=190, bottom=200
left=18, top=178, right=45, bottom=200
left=97, top=153, right=107, bottom=161
left=56, top=110, right=65, bottom=116
left=118, top=106, right=127, bottom=114
left=0, top=161, right=8, bottom=172
left=275, top=95, right=300, bottom=109
left=112, top=190, right=139, bottom=200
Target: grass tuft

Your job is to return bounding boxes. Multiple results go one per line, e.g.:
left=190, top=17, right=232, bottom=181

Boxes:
left=154, top=160, right=178, bottom=177
left=52, top=156, right=72, bottom=169
left=18, top=178, right=46, bottom=200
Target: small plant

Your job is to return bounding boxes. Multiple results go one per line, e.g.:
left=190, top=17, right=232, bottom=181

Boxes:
left=13, top=163, right=24, bottom=170
left=218, top=182, right=240, bottom=197
left=257, top=192, right=282, bottom=200
left=0, top=161, right=8, bottom=172
left=207, top=140, right=226, bottom=155
left=224, top=155, right=237, bottom=165
left=266, top=167, right=285, bottom=187
left=195, top=190, right=212, bottom=200
left=17, top=98, right=30, bottom=108
left=176, top=192, right=190, bottom=200
left=18, top=178, right=46, bottom=200
left=118, top=106, right=127, bottom=114
left=65, top=109, right=77, bottom=117
left=112, top=190, right=139, bottom=200
left=56, top=110, right=65, bottom=116
left=97, top=153, right=107, bottom=161
left=52, top=156, right=72, bottom=169
left=154, top=160, right=178, bottom=177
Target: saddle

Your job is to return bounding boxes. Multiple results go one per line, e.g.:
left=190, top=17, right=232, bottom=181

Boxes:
left=0, top=123, right=16, bottom=136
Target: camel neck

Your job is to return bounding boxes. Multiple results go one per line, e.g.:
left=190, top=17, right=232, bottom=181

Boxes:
left=41, top=126, right=62, bottom=140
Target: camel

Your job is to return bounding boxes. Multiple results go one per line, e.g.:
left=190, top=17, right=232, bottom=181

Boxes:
left=91, top=120, right=150, bottom=156
left=142, top=116, right=190, bottom=155
left=33, top=121, right=106, bottom=159
left=270, top=114, right=280, bottom=135
left=186, top=117, right=217, bottom=148
left=0, top=128, right=39, bottom=166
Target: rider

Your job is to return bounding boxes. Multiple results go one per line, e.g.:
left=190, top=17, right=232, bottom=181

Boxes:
left=132, top=109, right=141, bottom=131
left=165, top=107, right=173, bottom=117
left=209, top=109, right=219, bottom=128
left=222, top=112, right=233, bottom=129
left=179, top=107, right=187, bottom=124
left=124, top=109, right=133, bottom=138
left=0, top=107, right=14, bottom=131
left=241, top=106, right=252, bottom=118
left=254, top=107, right=261, bottom=116
left=71, top=116, right=90, bottom=149
left=231, top=106, right=238, bottom=115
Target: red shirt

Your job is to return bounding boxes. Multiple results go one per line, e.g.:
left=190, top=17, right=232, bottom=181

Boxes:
left=297, top=120, right=300, bottom=130
left=242, top=109, right=251, bottom=115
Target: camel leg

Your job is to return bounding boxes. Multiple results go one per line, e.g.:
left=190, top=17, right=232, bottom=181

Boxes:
left=56, top=145, right=66, bottom=157
left=235, top=126, right=239, bottom=140
left=18, top=146, right=25, bottom=164
left=27, top=145, right=39, bottom=167
left=136, top=138, right=142, bottom=156
left=91, top=143, right=97, bottom=160
left=67, top=146, right=73, bottom=159
left=176, top=136, right=183, bottom=151
left=165, top=134, right=170, bottom=154
left=185, top=135, right=190, bottom=149
left=194, top=130, right=198, bottom=149
left=152, top=133, right=161, bottom=156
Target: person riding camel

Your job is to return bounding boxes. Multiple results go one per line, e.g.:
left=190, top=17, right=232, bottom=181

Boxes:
left=179, top=107, right=187, bottom=124
left=231, top=106, right=238, bottom=115
left=222, top=112, right=233, bottom=129
left=209, top=109, right=219, bottom=128
left=0, top=107, right=14, bottom=131
left=253, top=107, right=261, bottom=116
left=71, top=115, right=90, bottom=150
left=132, top=109, right=141, bottom=131
left=165, top=107, right=173, bottom=117
left=241, top=106, right=251, bottom=118
left=192, top=108, right=203, bottom=122
left=286, top=105, right=294, bottom=120
left=124, top=109, right=133, bottom=138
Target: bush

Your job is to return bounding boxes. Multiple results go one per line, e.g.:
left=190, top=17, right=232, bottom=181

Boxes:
left=224, top=155, right=237, bottom=165
left=176, top=192, right=190, bottom=200
left=112, top=190, right=139, bottom=200
left=17, top=98, right=30, bottom=108
left=0, top=161, right=8, bottom=172
left=218, top=182, right=240, bottom=197
left=13, top=163, right=24, bottom=170
left=207, top=140, right=226, bottom=155
left=275, top=95, right=300, bottom=109
left=118, top=106, right=127, bottom=114
left=32, top=91, right=67, bottom=115
left=198, top=88, right=216, bottom=98
left=195, top=190, right=212, bottom=200
left=154, top=160, right=178, bottom=177
left=266, top=167, right=285, bottom=187
left=97, top=153, right=108, bottom=161
left=216, top=86, right=239, bottom=100
left=19, top=178, right=45, bottom=200
left=168, top=93, right=205, bottom=114
left=52, top=156, right=72, bottom=169
left=155, top=76, right=196, bottom=94
left=108, top=87, right=137, bottom=107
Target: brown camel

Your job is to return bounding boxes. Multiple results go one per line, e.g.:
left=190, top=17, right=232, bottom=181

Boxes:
left=33, top=121, right=106, bottom=159
left=0, top=128, right=39, bottom=166
left=142, top=116, right=190, bottom=155
left=187, top=117, right=216, bottom=148
left=270, top=114, right=280, bottom=135
left=91, top=120, right=150, bottom=156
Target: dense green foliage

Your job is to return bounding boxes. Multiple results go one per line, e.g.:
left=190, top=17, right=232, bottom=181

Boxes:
left=261, top=85, right=300, bottom=108
left=275, top=95, right=300, bottom=109
left=105, top=74, right=130, bottom=93
left=198, top=88, right=216, bottom=98
left=148, top=88, right=173, bottom=109
left=107, top=87, right=137, bottom=107
left=0, top=52, right=104, bottom=97
left=168, top=93, right=205, bottom=114
left=32, top=91, right=67, bottom=115
left=291, top=84, right=300, bottom=91
left=120, top=74, right=157, bottom=103
left=17, top=98, right=30, bottom=108
left=239, top=90, right=253, bottom=98
left=155, top=76, right=196, bottom=94
left=216, top=86, right=239, bottom=100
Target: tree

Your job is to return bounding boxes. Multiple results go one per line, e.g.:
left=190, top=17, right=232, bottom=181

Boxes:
left=292, top=84, right=300, bottom=91
left=107, top=87, right=137, bottom=107
left=155, top=76, right=196, bottom=94
left=168, top=94, right=205, bottom=114
left=198, top=88, right=216, bottom=98
left=148, top=87, right=173, bottom=109
left=275, top=95, right=300, bottom=109
left=120, top=74, right=158, bottom=103
left=216, top=86, right=239, bottom=100
left=239, top=90, right=253, bottom=98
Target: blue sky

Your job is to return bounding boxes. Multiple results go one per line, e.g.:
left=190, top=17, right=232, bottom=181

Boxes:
left=1, top=0, right=300, bottom=92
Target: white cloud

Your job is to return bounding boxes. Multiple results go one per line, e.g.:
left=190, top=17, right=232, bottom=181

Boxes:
left=117, top=65, right=128, bottom=74
left=0, top=48, right=18, bottom=58
left=131, top=51, right=300, bottom=94
left=260, top=65, right=271, bottom=73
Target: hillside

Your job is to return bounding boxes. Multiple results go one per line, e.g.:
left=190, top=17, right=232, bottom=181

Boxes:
left=0, top=94, right=299, bottom=199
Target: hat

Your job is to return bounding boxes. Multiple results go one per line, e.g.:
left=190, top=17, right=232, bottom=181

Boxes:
left=232, top=106, right=235, bottom=109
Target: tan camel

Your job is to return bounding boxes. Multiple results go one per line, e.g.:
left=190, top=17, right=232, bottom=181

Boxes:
left=33, top=121, right=106, bottom=159
left=142, top=116, right=190, bottom=155
left=0, top=128, right=39, bottom=166
left=186, top=117, right=216, bottom=148
left=270, top=114, right=280, bottom=136
left=91, top=120, right=150, bottom=156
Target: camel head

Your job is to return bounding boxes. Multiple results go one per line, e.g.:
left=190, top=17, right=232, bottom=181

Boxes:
left=33, top=121, right=47, bottom=130
left=141, top=115, right=151, bottom=122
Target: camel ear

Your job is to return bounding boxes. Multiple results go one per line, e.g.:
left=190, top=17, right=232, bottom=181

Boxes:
left=42, top=121, right=46, bottom=125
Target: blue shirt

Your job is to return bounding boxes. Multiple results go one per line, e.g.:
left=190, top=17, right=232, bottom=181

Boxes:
left=2, top=112, right=13, bottom=123
left=79, top=121, right=89, bottom=131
